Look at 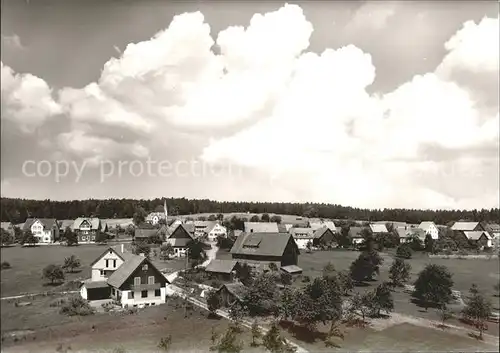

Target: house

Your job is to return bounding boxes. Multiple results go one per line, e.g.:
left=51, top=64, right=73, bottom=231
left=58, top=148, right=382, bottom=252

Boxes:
left=205, top=223, right=227, bottom=241
left=463, top=231, right=493, bottom=248
left=107, top=254, right=169, bottom=308
left=348, top=227, right=364, bottom=245
left=309, top=220, right=336, bottom=232
left=216, top=283, right=246, bottom=307
left=397, top=227, right=426, bottom=243
left=285, top=217, right=309, bottom=228
left=312, top=227, right=336, bottom=247
left=59, top=219, right=74, bottom=231
left=89, top=245, right=130, bottom=281
left=146, top=200, right=168, bottom=225
left=418, top=221, right=439, bottom=240
left=230, top=232, right=299, bottom=267
left=192, top=221, right=215, bottom=238
left=369, top=223, right=388, bottom=234
left=451, top=222, right=484, bottom=232
left=81, top=245, right=170, bottom=306
left=243, top=222, right=279, bottom=233
left=204, top=259, right=239, bottom=281
left=134, top=228, right=162, bottom=243
left=72, top=217, right=106, bottom=243
left=23, top=218, right=60, bottom=243
left=165, top=224, right=194, bottom=257
left=482, top=222, right=500, bottom=239
left=289, top=227, right=315, bottom=249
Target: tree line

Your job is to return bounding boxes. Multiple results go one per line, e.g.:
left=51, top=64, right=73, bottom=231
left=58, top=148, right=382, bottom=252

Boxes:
left=1, top=197, right=499, bottom=225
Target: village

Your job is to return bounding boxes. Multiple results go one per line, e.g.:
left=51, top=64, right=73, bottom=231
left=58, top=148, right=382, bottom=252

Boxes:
left=1, top=200, right=499, bottom=352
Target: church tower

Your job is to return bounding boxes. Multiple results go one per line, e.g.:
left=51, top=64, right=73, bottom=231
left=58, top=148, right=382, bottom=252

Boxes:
left=164, top=199, right=168, bottom=221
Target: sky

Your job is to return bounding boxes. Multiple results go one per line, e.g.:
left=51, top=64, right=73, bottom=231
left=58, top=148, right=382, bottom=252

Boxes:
left=1, top=0, right=499, bottom=210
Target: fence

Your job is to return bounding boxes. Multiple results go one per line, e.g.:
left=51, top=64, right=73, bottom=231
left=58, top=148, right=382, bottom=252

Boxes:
left=428, top=254, right=498, bottom=259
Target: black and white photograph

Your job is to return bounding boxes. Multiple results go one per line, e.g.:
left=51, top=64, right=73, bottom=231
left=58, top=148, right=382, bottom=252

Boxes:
left=1, top=0, right=499, bottom=352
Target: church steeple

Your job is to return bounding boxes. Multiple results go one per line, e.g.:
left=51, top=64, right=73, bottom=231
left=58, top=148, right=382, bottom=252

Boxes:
left=164, top=199, right=168, bottom=221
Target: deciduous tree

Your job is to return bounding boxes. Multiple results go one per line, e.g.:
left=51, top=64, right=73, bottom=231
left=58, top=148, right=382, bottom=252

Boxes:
left=43, top=264, right=65, bottom=284
left=62, top=255, right=81, bottom=273
left=389, top=258, right=411, bottom=287
left=396, top=244, right=412, bottom=259
left=462, top=286, right=492, bottom=340
left=413, top=264, right=454, bottom=309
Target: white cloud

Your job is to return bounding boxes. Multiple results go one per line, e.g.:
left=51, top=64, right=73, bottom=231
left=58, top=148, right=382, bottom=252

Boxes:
left=436, top=16, right=499, bottom=76
left=1, top=62, right=61, bottom=133
left=0, top=5, right=498, bottom=209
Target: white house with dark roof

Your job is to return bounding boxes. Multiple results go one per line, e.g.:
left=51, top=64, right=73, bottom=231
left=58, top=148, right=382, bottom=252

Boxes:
left=418, top=221, right=439, bottom=240
left=23, top=218, right=60, bottom=243
left=243, top=222, right=279, bottom=233
left=165, top=224, right=194, bottom=257
left=72, top=217, right=107, bottom=243
left=205, top=223, right=227, bottom=241
left=81, top=245, right=169, bottom=307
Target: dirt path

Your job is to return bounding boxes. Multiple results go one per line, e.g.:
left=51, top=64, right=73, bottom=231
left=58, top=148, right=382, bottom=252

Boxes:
left=1, top=291, right=78, bottom=301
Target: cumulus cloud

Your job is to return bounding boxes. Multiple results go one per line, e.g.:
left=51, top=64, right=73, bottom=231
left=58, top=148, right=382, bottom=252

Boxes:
left=1, top=62, right=61, bottom=133
left=1, top=5, right=498, bottom=209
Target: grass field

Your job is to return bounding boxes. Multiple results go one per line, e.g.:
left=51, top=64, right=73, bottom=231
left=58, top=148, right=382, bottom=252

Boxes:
left=0, top=244, right=185, bottom=297
left=1, top=295, right=260, bottom=353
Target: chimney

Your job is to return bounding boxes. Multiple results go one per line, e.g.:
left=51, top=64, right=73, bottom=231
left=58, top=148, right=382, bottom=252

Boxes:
left=139, top=253, right=145, bottom=257
left=121, top=244, right=124, bottom=254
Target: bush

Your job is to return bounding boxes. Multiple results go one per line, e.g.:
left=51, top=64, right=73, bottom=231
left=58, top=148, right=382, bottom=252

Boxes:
left=158, top=335, right=172, bottom=351
left=49, top=298, right=66, bottom=307
left=396, top=244, right=412, bottom=259
left=1, top=261, right=11, bottom=270
left=302, top=276, right=311, bottom=283
left=59, top=297, right=95, bottom=316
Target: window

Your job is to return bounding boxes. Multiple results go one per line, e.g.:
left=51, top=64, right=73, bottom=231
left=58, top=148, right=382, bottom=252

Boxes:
left=134, top=277, right=141, bottom=285
left=113, top=259, right=117, bottom=268
left=148, top=276, right=155, bottom=285
left=151, top=303, right=156, bottom=306
left=155, top=289, right=161, bottom=297
left=100, top=270, right=105, bottom=276
left=128, top=292, right=134, bottom=299
left=112, top=288, right=115, bottom=295
left=142, top=264, right=148, bottom=271
left=105, top=259, right=109, bottom=268
left=141, top=290, right=148, bottom=298
left=109, top=250, right=112, bottom=254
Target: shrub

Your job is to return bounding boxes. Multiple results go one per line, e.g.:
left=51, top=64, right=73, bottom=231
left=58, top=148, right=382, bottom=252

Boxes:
left=1, top=261, right=11, bottom=270
left=396, top=244, right=412, bottom=259
left=49, top=298, right=66, bottom=307
left=302, top=276, right=311, bottom=283
left=59, top=297, right=95, bottom=316
left=158, top=335, right=172, bottom=351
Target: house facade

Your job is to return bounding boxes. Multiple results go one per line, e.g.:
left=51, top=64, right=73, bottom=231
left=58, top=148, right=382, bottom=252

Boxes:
left=23, top=218, right=59, bottom=243
left=165, top=224, right=194, bottom=257
left=206, top=223, right=227, bottom=241
left=463, top=231, right=493, bottom=248
left=107, top=255, right=169, bottom=308
left=418, top=221, right=439, bottom=240
left=230, top=232, right=299, bottom=267
left=289, top=228, right=315, bottom=249
left=72, top=217, right=106, bottom=243
left=216, top=283, right=246, bottom=307
left=89, top=245, right=127, bottom=281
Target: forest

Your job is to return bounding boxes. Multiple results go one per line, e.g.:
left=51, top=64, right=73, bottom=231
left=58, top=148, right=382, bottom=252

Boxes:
left=1, top=197, right=498, bottom=225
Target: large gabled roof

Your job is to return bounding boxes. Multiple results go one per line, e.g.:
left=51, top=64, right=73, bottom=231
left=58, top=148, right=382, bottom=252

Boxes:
left=89, top=246, right=126, bottom=267
left=205, top=259, right=238, bottom=274
left=107, top=255, right=168, bottom=289
left=451, top=222, right=480, bottom=231
left=230, top=232, right=296, bottom=257
left=23, top=218, right=58, bottom=231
